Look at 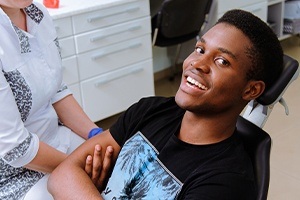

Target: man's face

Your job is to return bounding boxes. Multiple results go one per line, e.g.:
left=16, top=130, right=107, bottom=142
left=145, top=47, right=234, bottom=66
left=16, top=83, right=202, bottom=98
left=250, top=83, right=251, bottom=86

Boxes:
left=175, top=23, right=253, bottom=115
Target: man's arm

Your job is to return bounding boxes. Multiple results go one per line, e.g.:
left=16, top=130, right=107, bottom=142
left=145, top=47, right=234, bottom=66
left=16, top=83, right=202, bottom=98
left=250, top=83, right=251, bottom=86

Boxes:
left=48, top=130, right=121, bottom=199
left=85, top=144, right=114, bottom=192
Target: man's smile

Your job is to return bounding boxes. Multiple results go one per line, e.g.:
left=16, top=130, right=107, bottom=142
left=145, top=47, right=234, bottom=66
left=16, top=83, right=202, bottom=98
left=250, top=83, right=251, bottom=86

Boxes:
left=186, top=76, right=208, bottom=90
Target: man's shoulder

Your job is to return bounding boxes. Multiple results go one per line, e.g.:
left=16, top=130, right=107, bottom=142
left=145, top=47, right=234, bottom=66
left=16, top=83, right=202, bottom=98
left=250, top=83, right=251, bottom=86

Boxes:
left=132, top=96, right=177, bottom=112
left=138, top=96, right=175, bottom=105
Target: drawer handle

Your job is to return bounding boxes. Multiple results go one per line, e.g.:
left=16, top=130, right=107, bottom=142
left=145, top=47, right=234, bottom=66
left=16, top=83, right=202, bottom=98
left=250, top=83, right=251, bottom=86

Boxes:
left=95, top=66, right=144, bottom=86
left=87, top=7, right=140, bottom=23
left=250, top=8, right=261, bottom=13
left=90, top=25, right=141, bottom=42
left=91, top=43, right=142, bottom=60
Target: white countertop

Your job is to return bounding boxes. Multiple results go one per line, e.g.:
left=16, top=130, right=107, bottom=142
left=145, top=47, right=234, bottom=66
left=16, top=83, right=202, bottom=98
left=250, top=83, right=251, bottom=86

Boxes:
left=34, top=0, right=139, bottom=19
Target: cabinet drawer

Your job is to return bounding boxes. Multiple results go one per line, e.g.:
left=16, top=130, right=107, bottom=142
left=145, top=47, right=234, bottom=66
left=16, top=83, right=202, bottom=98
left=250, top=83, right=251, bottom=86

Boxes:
left=217, top=0, right=266, bottom=14
left=53, top=17, right=73, bottom=39
left=217, top=1, right=267, bottom=22
left=77, top=34, right=152, bottom=80
left=81, top=59, right=154, bottom=122
left=75, top=17, right=151, bottom=54
left=242, top=2, right=267, bottom=22
left=72, top=0, right=150, bottom=34
left=59, top=37, right=76, bottom=58
left=62, top=56, right=79, bottom=85
left=69, top=83, right=82, bottom=107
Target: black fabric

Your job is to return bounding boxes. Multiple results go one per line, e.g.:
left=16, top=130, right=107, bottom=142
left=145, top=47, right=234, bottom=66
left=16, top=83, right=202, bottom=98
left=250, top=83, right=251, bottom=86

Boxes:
left=110, top=97, right=256, bottom=199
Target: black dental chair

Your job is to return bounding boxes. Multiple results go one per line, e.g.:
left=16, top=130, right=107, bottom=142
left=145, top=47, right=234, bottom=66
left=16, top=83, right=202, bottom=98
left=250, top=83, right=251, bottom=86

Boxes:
left=237, top=54, right=299, bottom=200
left=151, top=0, right=213, bottom=80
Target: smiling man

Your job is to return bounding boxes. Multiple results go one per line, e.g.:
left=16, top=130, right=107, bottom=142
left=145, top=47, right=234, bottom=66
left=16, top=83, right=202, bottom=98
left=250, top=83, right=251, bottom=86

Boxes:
left=48, top=9, right=283, bottom=200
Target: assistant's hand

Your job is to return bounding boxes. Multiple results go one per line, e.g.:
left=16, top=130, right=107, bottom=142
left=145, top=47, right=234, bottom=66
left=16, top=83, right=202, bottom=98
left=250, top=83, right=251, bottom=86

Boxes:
left=85, top=145, right=114, bottom=192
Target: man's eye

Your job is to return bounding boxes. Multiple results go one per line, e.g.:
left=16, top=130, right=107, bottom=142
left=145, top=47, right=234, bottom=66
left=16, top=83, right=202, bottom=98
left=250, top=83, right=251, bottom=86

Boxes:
left=216, top=58, right=229, bottom=66
left=195, top=47, right=204, bottom=54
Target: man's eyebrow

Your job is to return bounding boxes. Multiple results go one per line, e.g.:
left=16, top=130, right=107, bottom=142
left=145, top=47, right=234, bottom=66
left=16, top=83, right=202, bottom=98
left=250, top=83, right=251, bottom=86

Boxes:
left=218, top=47, right=237, bottom=60
left=198, top=37, right=206, bottom=44
left=198, top=37, right=237, bottom=60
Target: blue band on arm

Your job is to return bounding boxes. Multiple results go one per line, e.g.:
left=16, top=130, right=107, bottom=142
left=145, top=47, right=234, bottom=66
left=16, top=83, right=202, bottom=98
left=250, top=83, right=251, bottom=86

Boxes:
left=88, top=127, right=103, bottom=139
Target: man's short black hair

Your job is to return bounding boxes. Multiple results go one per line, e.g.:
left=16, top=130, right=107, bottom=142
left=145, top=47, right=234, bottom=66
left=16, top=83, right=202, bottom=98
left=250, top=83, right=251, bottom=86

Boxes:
left=217, top=9, right=283, bottom=91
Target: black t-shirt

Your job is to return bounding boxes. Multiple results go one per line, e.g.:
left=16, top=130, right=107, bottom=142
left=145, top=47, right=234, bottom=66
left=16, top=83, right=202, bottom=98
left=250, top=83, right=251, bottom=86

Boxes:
left=106, top=97, right=256, bottom=199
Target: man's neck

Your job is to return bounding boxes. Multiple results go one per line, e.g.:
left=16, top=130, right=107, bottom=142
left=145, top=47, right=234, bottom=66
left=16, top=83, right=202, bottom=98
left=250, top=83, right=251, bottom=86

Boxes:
left=178, top=111, right=238, bottom=145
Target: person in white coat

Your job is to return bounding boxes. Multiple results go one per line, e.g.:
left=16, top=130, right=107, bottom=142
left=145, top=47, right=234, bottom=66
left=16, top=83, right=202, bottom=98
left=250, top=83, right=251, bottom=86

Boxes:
left=0, top=1, right=107, bottom=199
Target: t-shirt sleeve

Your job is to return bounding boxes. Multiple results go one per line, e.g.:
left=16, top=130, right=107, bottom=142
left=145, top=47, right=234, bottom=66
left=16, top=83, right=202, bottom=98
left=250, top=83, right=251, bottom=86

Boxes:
left=109, top=98, right=147, bottom=146
left=109, top=97, right=163, bottom=146
left=178, top=173, right=257, bottom=200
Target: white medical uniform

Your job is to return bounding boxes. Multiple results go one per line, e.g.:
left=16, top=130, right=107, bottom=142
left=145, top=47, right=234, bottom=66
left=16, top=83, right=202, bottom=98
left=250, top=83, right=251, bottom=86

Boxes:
left=0, top=3, right=84, bottom=199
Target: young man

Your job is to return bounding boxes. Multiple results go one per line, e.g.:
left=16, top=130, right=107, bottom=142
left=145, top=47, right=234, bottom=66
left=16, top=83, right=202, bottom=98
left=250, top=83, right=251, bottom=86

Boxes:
left=48, top=9, right=283, bottom=199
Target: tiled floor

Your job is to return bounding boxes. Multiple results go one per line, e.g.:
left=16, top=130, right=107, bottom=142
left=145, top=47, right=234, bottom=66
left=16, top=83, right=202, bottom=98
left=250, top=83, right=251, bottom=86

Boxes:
left=97, top=36, right=300, bottom=199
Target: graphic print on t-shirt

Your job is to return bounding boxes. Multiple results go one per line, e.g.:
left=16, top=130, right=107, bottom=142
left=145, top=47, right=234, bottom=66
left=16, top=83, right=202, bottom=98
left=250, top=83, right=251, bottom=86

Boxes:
left=102, top=131, right=182, bottom=199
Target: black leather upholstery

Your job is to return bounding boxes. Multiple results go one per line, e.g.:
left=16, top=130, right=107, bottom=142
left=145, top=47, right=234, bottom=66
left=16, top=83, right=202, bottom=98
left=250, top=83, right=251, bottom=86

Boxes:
left=151, top=0, right=212, bottom=47
left=257, top=54, right=299, bottom=105
left=237, top=54, right=299, bottom=200
left=236, top=116, right=271, bottom=200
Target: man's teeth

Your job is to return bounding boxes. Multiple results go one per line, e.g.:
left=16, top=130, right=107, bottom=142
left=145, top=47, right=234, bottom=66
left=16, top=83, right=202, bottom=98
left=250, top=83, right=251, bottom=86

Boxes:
left=187, top=76, right=208, bottom=90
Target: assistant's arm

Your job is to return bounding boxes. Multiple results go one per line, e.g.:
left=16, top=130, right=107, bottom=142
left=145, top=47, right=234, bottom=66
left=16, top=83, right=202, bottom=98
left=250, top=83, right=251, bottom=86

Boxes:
left=53, top=94, right=98, bottom=139
left=26, top=90, right=99, bottom=172
left=24, top=141, right=67, bottom=173
left=0, top=70, right=69, bottom=174
left=48, top=129, right=121, bottom=199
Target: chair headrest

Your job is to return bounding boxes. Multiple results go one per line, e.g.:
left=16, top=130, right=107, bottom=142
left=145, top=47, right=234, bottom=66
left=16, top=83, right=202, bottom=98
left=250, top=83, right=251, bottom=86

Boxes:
left=257, top=54, right=299, bottom=105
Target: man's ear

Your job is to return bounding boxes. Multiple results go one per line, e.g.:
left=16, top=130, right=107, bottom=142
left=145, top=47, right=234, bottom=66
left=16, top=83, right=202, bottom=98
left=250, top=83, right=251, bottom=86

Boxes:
left=242, top=80, right=265, bottom=101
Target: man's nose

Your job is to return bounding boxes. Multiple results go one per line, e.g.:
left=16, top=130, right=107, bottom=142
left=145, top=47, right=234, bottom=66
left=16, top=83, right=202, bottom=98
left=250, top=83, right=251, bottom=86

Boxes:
left=190, top=59, right=210, bottom=74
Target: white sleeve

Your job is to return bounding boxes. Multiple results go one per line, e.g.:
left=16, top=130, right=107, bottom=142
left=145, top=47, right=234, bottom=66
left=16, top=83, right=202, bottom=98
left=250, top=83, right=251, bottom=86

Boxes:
left=50, top=82, right=72, bottom=104
left=0, top=69, right=39, bottom=167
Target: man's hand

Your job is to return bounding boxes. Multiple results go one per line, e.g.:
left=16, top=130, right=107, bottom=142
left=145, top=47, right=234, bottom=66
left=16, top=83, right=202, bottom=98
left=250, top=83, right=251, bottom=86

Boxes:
left=85, top=145, right=114, bottom=192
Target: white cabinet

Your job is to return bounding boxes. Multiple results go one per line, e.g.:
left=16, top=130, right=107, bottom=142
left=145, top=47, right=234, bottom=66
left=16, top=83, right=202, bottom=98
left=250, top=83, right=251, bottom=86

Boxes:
left=50, top=0, right=154, bottom=122
left=267, top=0, right=286, bottom=39
left=81, top=59, right=153, bottom=121
left=217, top=0, right=267, bottom=20
left=216, top=0, right=268, bottom=22
left=214, top=0, right=292, bottom=40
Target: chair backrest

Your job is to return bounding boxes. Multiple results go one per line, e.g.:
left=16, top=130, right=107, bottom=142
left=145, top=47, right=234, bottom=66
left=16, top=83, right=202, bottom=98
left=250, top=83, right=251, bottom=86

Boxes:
left=151, top=0, right=213, bottom=46
left=238, top=54, right=299, bottom=200
left=257, top=54, right=299, bottom=106
left=236, top=116, right=271, bottom=200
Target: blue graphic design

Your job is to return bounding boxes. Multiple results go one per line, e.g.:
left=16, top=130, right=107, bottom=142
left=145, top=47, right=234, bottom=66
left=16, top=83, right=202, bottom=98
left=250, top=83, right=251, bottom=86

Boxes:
left=102, top=132, right=182, bottom=199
